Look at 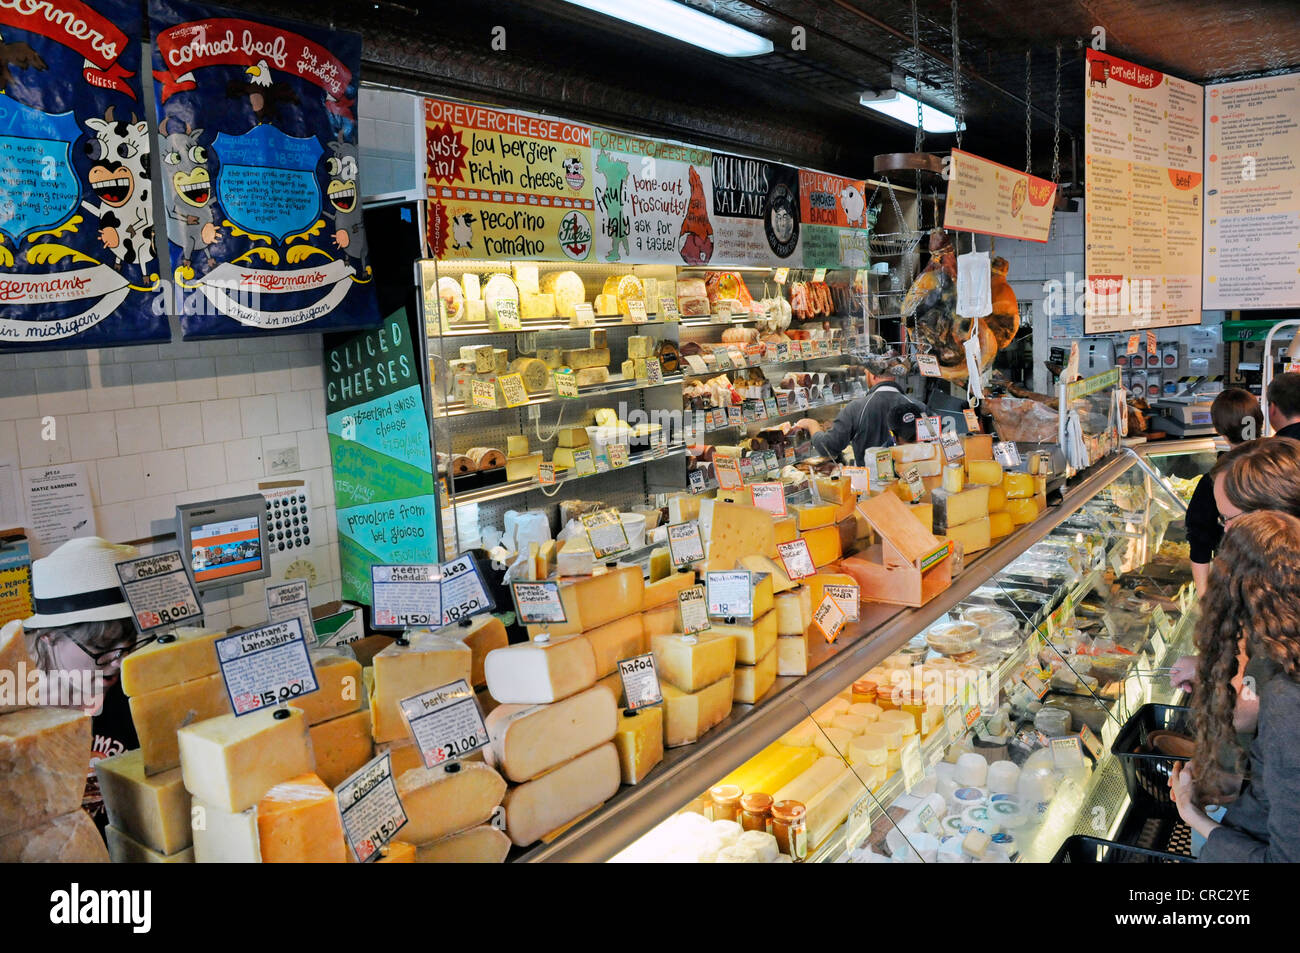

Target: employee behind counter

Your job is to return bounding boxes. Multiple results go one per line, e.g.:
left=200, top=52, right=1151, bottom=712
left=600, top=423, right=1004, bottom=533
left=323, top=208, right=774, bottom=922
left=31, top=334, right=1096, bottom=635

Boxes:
left=802, top=350, right=926, bottom=463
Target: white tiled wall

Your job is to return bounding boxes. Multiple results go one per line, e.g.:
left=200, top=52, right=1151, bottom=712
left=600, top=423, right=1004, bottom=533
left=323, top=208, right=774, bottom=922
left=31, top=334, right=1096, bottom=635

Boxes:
left=358, top=87, right=422, bottom=200
left=0, top=335, right=340, bottom=631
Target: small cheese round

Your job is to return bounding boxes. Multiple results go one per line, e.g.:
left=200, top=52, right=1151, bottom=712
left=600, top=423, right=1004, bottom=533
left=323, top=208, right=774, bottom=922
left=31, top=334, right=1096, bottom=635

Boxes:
left=736, top=830, right=780, bottom=863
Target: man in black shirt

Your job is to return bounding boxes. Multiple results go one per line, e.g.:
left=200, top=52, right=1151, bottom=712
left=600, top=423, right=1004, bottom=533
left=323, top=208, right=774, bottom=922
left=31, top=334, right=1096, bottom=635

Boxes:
left=1267, top=372, right=1300, bottom=439
left=809, top=349, right=919, bottom=464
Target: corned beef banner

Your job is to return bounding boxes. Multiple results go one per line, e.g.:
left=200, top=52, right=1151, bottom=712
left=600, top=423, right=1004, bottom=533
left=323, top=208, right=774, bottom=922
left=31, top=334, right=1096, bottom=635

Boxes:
left=0, top=0, right=168, bottom=349
left=150, top=0, right=380, bottom=338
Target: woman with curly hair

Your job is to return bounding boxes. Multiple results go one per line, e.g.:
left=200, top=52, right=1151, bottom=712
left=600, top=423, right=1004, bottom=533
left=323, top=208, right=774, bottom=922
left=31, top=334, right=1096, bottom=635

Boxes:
left=1170, top=510, right=1300, bottom=861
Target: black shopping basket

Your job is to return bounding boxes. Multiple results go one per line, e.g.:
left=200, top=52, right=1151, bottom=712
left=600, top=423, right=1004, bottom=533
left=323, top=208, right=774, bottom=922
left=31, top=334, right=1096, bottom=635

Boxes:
left=1111, top=703, right=1193, bottom=816
left=1052, top=835, right=1192, bottom=863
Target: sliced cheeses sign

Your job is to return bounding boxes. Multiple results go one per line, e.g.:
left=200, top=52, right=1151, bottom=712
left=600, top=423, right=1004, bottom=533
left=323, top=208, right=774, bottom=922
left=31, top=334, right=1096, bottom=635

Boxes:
left=711, top=152, right=803, bottom=266
left=592, top=129, right=715, bottom=265
left=425, top=97, right=595, bottom=261
left=799, top=170, right=871, bottom=268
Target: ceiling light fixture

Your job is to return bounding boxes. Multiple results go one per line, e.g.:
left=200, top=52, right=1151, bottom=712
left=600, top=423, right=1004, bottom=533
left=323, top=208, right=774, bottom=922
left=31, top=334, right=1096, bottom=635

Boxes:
left=560, top=0, right=774, bottom=57
left=859, top=90, right=963, bottom=134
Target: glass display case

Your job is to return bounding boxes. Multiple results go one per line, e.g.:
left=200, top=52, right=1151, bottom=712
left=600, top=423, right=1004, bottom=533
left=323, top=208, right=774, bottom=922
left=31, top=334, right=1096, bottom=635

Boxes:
left=1138, top=437, right=1223, bottom=508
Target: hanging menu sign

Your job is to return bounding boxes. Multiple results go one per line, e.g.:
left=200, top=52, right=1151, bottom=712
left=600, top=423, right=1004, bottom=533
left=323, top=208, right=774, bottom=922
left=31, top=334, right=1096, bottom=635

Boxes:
left=1083, top=50, right=1203, bottom=333
left=798, top=170, right=871, bottom=268
left=150, top=0, right=380, bottom=338
left=0, top=0, right=169, bottom=350
left=591, top=129, right=715, bottom=266
left=425, top=96, right=595, bottom=262
left=711, top=152, right=802, bottom=265
left=942, top=149, right=1057, bottom=242
left=1203, top=73, right=1300, bottom=308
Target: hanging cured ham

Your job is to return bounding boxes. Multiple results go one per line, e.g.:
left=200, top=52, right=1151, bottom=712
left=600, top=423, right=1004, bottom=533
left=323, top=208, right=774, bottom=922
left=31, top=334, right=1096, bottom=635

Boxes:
left=901, top=229, right=998, bottom=383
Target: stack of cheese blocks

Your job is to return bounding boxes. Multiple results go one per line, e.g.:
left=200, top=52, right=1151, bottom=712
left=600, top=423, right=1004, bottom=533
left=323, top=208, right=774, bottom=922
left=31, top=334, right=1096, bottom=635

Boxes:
left=536, top=329, right=612, bottom=389
left=0, top=621, right=108, bottom=862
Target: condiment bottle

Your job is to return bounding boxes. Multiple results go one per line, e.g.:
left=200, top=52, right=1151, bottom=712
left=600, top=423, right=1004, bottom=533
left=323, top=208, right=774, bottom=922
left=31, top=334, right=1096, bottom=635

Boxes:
left=739, top=792, right=774, bottom=833
left=771, top=799, right=808, bottom=861
left=708, top=783, right=744, bottom=823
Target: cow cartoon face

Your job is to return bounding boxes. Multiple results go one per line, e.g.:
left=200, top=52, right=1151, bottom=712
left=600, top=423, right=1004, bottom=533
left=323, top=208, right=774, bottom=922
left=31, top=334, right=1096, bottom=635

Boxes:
left=563, top=155, right=585, bottom=190
left=162, top=128, right=213, bottom=208
left=84, top=112, right=149, bottom=209
left=326, top=140, right=359, bottom=213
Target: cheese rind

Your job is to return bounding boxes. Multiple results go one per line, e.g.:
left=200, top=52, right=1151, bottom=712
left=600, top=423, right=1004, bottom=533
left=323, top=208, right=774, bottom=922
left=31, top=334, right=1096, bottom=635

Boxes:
left=484, top=685, right=617, bottom=782
left=989, top=511, right=1014, bottom=538
left=95, top=749, right=191, bottom=855
left=0, top=620, right=32, bottom=714
left=120, top=627, right=221, bottom=696
left=709, top=610, right=777, bottom=666
left=106, top=825, right=194, bottom=863
left=257, top=773, right=349, bottom=863
left=576, top=613, right=644, bottom=678
left=740, top=554, right=795, bottom=592
left=614, top=706, right=664, bottom=784
left=931, top=485, right=991, bottom=534
left=370, top=633, right=472, bottom=743
left=294, top=653, right=362, bottom=726
left=773, top=515, right=798, bottom=545
left=177, top=706, right=314, bottom=814
left=733, top=646, right=777, bottom=704
left=398, top=760, right=507, bottom=844
left=661, top=674, right=734, bottom=747
left=987, top=484, right=1007, bottom=512
left=502, top=742, right=620, bottom=846
left=966, top=459, right=1003, bottom=486
left=651, top=633, right=736, bottom=692
left=484, top=635, right=597, bottom=704
left=0, top=809, right=108, bottom=862
left=191, top=798, right=261, bottom=863
left=309, top=709, right=374, bottom=788
left=0, top=707, right=91, bottom=837
left=415, top=824, right=510, bottom=863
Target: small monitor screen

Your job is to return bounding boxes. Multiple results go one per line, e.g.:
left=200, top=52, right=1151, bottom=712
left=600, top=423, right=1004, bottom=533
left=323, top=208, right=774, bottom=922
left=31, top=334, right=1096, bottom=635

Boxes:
left=189, top=515, right=264, bottom=583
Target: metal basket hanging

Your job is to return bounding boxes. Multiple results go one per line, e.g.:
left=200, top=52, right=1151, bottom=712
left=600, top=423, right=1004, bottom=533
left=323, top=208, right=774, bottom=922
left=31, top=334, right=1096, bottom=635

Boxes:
left=865, top=177, right=923, bottom=284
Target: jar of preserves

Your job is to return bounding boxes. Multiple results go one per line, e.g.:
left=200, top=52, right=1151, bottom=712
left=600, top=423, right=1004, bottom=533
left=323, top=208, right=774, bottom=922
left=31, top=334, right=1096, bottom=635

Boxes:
left=771, top=799, right=808, bottom=861
left=739, top=792, right=774, bottom=833
left=708, top=783, right=744, bottom=823
left=851, top=678, right=877, bottom=705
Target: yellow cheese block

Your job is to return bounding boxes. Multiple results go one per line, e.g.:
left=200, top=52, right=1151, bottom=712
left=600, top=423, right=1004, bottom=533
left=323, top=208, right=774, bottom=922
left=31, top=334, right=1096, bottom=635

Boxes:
left=792, top=501, right=838, bottom=530
left=483, top=635, right=597, bottom=705
left=813, top=473, right=856, bottom=516
left=773, top=515, right=798, bottom=546
left=709, top=502, right=778, bottom=570
left=805, top=572, right=857, bottom=615
left=528, top=565, right=644, bottom=637
left=651, top=632, right=737, bottom=692
left=662, top=674, right=734, bottom=747
left=966, top=458, right=1004, bottom=486
left=800, top=524, right=842, bottom=567
left=747, top=572, right=775, bottom=620
left=740, top=554, right=795, bottom=593
left=444, top=615, right=508, bottom=689
left=519, top=292, right=556, bottom=319
left=485, top=685, right=617, bottom=782
left=649, top=547, right=671, bottom=582
left=1034, top=492, right=1047, bottom=514
left=415, top=824, right=510, bottom=862
left=774, top=587, right=812, bottom=636
left=641, top=601, right=678, bottom=639
left=989, top=511, right=1015, bottom=539
left=294, top=653, right=362, bottom=726
left=177, top=706, right=314, bottom=814
left=801, top=761, right=862, bottom=849
left=614, top=706, right=664, bottom=784
left=963, top=434, right=993, bottom=460
left=776, top=634, right=811, bottom=676
left=642, top=570, right=696, bottom=610
left=942, top=516, right=992, bottom=554
left=94, top=749, right=191, bottom=856
left=257, top=773, right=349, bottom=863
left=502, top=742, right=620, bottom=846
left=942, top=463, right=965, bottom=493
left=376, top=738, right=423, bottom=780
left=129, top=672, right=232, bottom=775
left=596, top=671, right=625, bottom=707
left=308, top=709, right=374, bottom=788
left=120, top=628, right=221, bottom=697
left=733, top=646, right=777, bottom=704
left=908, top=502, right=934, bottom=532
left=506, top=452, right=543, bottom=482
left=987, top=484, right=1007, bottom=512
left=709, top=610, right=777, bottom=666
left=576, top=612, right=644, bottom=678
left=594, top=293, right=620, bottom=315
left=774, top=756, right=848, bottom=806
left=398, top=760, right=507, bottom=844
left=667, top=493, right=702, bottom=524
left=370, top=633, right=472, bottom=743
left=105, top=825, right=193, bottom=863
left=1004, top=472, right=1035, bottom=499
left=717, top=742, right=819, bottom=795
left=0, top=809, right=108, bottom=862
left=1005, top=497, right=1038, bottom=525
left=931, top=485, right=990, bottom=534
left=376, top=840, right=416, bottom=863
left=0, top=620, right=32, bottom=714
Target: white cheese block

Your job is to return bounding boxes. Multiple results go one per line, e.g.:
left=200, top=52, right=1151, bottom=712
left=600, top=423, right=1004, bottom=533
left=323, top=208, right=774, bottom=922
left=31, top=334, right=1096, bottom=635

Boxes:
left=191, top=798, right=261, bottom=863
left=501, top=742, right=620, bottom=846
left=776, top=634, right=811, bottom=676
left=513, top=263, right=540, bottom=295
left=483, top=274, right=519, bottom=324
left=483, top=685, right=618, bottom=782
left=462, top=273, right=481, bottom=301
left=483, top=636, right=597, bottom=705
left=176, top=707, right=313, bottom=814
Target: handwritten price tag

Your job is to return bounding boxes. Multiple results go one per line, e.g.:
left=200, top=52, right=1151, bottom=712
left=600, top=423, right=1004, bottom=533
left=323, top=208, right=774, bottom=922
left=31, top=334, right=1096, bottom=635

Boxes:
left=607, top=443, right=629, bottom=468
left=940, top=432, right=964, bottom=462
left=963, top=408, right=981, bottom=432
left=401, top=678, right=489, bottom=767
left=215, top=619, right=319, bottom=716
left=571, top=303, right=595, bottom=327
left=471, top=379, right=497, bottom=409
left=823, top=583, right=859, bottom=621
left=903, top=465, right=924, bottom=502
left=510, top=581, right=567, bottom=625
left=538, top=462, right=556, bottom=486
left=115, top=551, right=203, bottom=634
left=498, top=372, right=529, bottom=407
left=336, top=753, right=408, bottom=863
left=645, top=358, right=663, bottom=384
left=750, top=481, right=787, bottom=516
left=371, top=564, right=441, bottom=629
left=843, top=466, right=871, bottom=492
left=918, top=353, right=941, bottom=377
left=994, top=440, right=1022, bottom=468
left=776, top=539, right=817, bottom=580
left=582, top=509, right=629, bottom=560
left=714, top=456, right=743, bottom=490
left=659, top=297, right=679, bottom=320
left=677, top=585, right=711, bottom=636
left=813, top=593, right=847, bottom=642
left=706, top=571, right=752, bottom=618
left=917, top=415, right=942, bottom=442
left=666, top=520, right=705, bottom=567
left=554, top=370, right=578, bottom=398
left=628, top=299, right=648, bottom=323
left=439, top=553, right=493, bottom=625
left=618, top=653, right=662, bottom=709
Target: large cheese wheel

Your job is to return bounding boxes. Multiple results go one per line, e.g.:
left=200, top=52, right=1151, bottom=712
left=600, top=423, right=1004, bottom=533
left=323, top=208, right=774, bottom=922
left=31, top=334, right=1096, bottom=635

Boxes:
left=601, top=274, right=644, bottom=315
left=467, top=447, right=505, bottom=470
left=510, top=357, right=552, bottom=393
left=540, top=271, right=586, bottom=318
left=437, top=277, right=465, bottom=324
left=483, top=274, right=519, bottom=324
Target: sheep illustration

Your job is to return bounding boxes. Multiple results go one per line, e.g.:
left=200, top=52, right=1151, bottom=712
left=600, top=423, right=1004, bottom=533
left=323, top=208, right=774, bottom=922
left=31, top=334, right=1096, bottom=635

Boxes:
left=451, top=212, right=475, bottom=251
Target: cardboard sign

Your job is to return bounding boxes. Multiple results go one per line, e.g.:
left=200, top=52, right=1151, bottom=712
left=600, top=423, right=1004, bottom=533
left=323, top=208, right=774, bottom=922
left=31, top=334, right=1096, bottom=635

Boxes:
left=916, top=415, right=942, bottom=442
left=572, top=303, right=596, bottom=327
left=617, top=653, right=663, bottom=709
left=917, top=353, right=942, bottom=377
left=538, top=462, right=556, bottom=486
left=940, top=432, right=964, bottom=462
left=823, top=583, right=860, bottom=621
left=628, top=299, right=648, bottom=323
left=265, top=579, right=313, bottom=641
left=607, top=443, right=630, bottom=469
left=677, top=585, right=711, bottom=635
left=963, top=409, right=981, bottom=432
left=666, top=521, right=705, bottom=567
left=554, top=370, right=579, bottom=398
left=714, top=456, right=743, bottom=490
left=582, top=509, right=630, bottom=560
left=498, top=372, right=529, bottom=408
left=813, top=594, right=847, bottom=642
left=776, top=539, right=817, bottom=580
left=471, top=379, right=497, bottom=409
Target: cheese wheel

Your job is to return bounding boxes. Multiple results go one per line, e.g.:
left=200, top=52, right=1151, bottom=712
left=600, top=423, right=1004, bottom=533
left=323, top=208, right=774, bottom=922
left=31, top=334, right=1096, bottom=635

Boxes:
left=466, top=447, right=505, bottom=470
left=540, top=271, right=585, bottom=318
left=437, top=277, right=465, bottom=324
left=449, top=455, right=474, bottom=475
left=483, top=274, right=519, bottom=324
left=510, top=357, right=552, bottom=393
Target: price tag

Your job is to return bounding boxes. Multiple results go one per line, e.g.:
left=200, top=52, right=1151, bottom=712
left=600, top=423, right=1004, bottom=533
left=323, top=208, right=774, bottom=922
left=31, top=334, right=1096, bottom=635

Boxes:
left=215, top=618, right=319, bottom=716
left=471, top=379, right=497, bottom=409
left=538, top=462, right=556, bottom=486
left=823, top=583, right=859, bottom=621
left=900, top=736, right=924, bottom=790
left=402, top=678, right=488, bottom=767
left=761, top=396, right=778, bottom=419
left=1127, top=334, right=1139, bottom=355
left=737, top=455, right=757, bottom=482
left=706, top=571, right=752, bottom=618
left=994, top=440, right=1022, bottom=468
left=790, top=340, right=804, bottom=359
left=688, top=469, right=706, bottom=494
left=1124, top=674, right=1143, bottom=713
left=940, top=431, right=964, bottom=462
left=115, top=551, right=203, bottom=634
left=945, top=706, right=966, bottom=742
left=775, top=394, right=789, bottom=415
left=645, top=358, right=663, bottom=383
left=498, top=372, right=529, bottom=408
left=782, top=446, right=796, bottom=466
left=666, top=520, right=705, bottom=567
left=371, top=564, right=442, bottom=629
left=847, top=792, right=875, bottom=848
left=1079, top=724, right=1103, bottom=759
left=582, top=509, right=630, bottom=560
left=1051, top=736, right=1085, bottom=770
left=750, top=481, right=787, bottom=516
left=843, top=466, right=871, bottom=491
left=439, top=553, right=493, bottom=625
left=494, top=298, right=521, bottom=330
left=902, top=465, right=924, bottom=502
left=776, top=341, right=791, bottom=362
left=510, top=581, right=567, bottom=625
left=713, top=348, right=732, bottom=370
left=963, top=408, right=981, bottom=432
left=266, top=579, right=313, bottom=641
left=628, top=299, right=648, bottom=323
left=916, top=415, right=942, bottom=441
left=336, top=753, right=408, bottom=863
left=812, top=267, right=827, bottom=282
left=794, top=387, right=810, bottom=411
left=1020, top=664, right=1051, bottom=700
left=762, top=450, right=779, bottom=474
left=571, top=447, right=596, bottom=475
left=607, top=443, right=629, bottom=469
left=677, top=585, right=711, bottom=635
left=875, top=448, right=895, bottom=482
left=813, top=593, right=847, bottom=642
left=617, top=653, right=662, bottom=709
left=715, top=299, right=733, bottom=319
left=776, top=539, right=817, bottom=580
left=774, top=267, right=789, bottom=284
left=714, top=456, right=743, bottom=490
left=743, top=344, right=763, bottom=366
left=659, top=297, right=679, bottom=320
left=764, top=342, right=777, bottom=362
left=1146, top=330, right=1157, bottom=356
left=917, top=353, right=941, bottom=377
left=726, top=405, right=743, bottom=427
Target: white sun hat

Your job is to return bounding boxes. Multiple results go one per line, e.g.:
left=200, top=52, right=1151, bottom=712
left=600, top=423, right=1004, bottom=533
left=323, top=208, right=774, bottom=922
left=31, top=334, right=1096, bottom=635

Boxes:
left=24, top=536, right=139, bottom=629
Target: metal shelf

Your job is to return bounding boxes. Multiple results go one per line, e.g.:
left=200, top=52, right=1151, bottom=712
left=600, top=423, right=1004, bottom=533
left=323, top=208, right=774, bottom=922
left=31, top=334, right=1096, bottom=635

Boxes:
left=685, top=393, right=854, bottom=437
left=678, top=312, right=859, bottom=328
left=680, top=350, right=848, bottom=380
left=437, top=374, right=684, bottom=418
left=429, top=317, right=678, bottom=338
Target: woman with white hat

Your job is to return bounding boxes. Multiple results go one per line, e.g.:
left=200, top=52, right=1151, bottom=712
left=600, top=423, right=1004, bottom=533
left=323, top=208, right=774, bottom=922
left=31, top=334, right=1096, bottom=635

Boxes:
left=25, top=537, right=144, bottom=835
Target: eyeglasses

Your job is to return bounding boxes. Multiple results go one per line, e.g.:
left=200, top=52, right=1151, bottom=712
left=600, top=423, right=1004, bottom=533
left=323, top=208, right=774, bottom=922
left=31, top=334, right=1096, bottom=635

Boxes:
left=71, top=634, right=156, bottom=667
left=1217, top=512, right=1244, bottom=529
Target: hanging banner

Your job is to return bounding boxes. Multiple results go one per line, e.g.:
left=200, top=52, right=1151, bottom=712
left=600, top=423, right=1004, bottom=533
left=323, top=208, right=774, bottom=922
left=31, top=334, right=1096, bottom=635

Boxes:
left=711, top=152, right=802, bottom=266
left=0, top=0, right=168, bottom=350
left=798, top=170, right=870, bottom=268
left=1083, top=50, right=1203, bottom=334
left=424, top=97, right=595, bottom=261
left=326, top=309, right=437, bottom=603
left=1203, top=73, right=1300, bottom=309
left=150, top=0, right=380, bottom=338
left=942, top=150, right=1056, bottom=243
left=591, top=129, right=714, bottom=265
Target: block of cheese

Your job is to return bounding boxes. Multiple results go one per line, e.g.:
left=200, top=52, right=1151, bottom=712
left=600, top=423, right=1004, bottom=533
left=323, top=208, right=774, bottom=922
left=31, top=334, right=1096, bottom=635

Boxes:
left=513, top=263, right=540, bottom=294
left=557, top=426, right=590, bottom=448
left=733, top=646, right=777, bottom=704
left=801, top=763, right=863, bottom=848
left=942, top=463, right=965, bottom=494
left=257, top=773, right=348, bottom=863
left=191, top=797, right=261, bottom=862
left=596, top=671, right=625, bottom=707
left=555, top=534, right=594, bottom=576
left=94, top=749, right=191, bottom=856
left=416, top=824, right=511, bottom=863
left=804, top=572, right=857, bottom=615
left=813, top=725, right=853, bottom=758
left=831, top=713, right=870, bottom=735
left=519, top=293, right=556, bottom=320
left=740, top=554, right=795, bottom=593
left=779, top=719, right=818, bottom=748
left=892, top=441, right=939, bottom=465
left=966, top=459, right=1004, bottom=486
left=963, top=434, right=993, bottom=460
left=177, top=706, right=314, bottom=814
left=801, top=525, right=842, bottom=567
left=506, top=452, right=543, bottom=482
left=106, top=825, right=193, bottom=863
left=987, top=484, right=1007, bottom=513
left=434, top=615, right=508, bottom=689
left=484, top=685, right=617, bottom=783
left=399, top=760, right=506, bottom=844
left=614, top=706, right=663, bottom=784
left=718, top=741, right=818, bottom=794
left=774, top=587, right=812, bottom=636
left=775, top=757, right=848, bottom=806
left=128, top=672, right=232, bottom=775
left=930, top=485, right=990, bottom=534
left=649, top=547, right=671, bottom=582
left=526, top=566, right=644, bottom=637
left=294, top=653, right=362, bottom=726
left=561, top=347, right=611, bottom=369
left=309, top=709, right=374, bottom=788
left=942, top=517, right=992, bottom=554
left=620, top=359, right=636, bottom=379
left=792, top=501, right=837, bottom=530
left=1, top=707, right=91, bottom=838
left=642, top=570, right=696, bottom=610
left=708, top=502, right=777, bottom=570
left=1034, top=492, right=1047, bottom=514
left=377, top=840, right=416, bottom=863
left=502, top=743, right=620, bottom=846
left=594, top=293, right=619, bottom=315
left=509, top=356, right=552, bottom=393
left=120, top=627, right=221, bottom=696
left=667, top=493, right=701, bottom=524
left=507, top=434, right=530, bottom=456
left=641, top=601, right=678, bottom=639
left=776, top=635, right=811, bottom=676
left=662, top=674, right=733, bottom=747
left=485, top=636, right=596, bottom=705
left=908, top=502, right=934, bottom=531
left=0, top=620, right=32, bottom=713
left=577, top=613, right=644, bottom=678
left=709, top=610, right=777, bottom=666
left=540, top=270, right=584, bottom=317
left=773, top=515, right=798, bottom=546
left=1003, top=471, right=1035, bottom=499
left=989, top=511, right=1015, bottom=539
left=369, top=632, right=472, bottom=743
left=377, top=738, right=423, bottom=780
left=628, top=335, right=653, bottom=359
left=652, top=632, right=736, bottom=692
left=0, top=809, right=108, bottom=863
left=1005, top=497, right=1038, bottom=525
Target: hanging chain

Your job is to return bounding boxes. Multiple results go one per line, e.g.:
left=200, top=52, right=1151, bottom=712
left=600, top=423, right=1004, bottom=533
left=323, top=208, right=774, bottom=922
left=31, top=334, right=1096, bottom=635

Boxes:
left=1051, top=42, right=1062, bottom=184
left=911, top=0, right=924, bottom=153
left=1024, top=50, right=1033, bottom=174
left=951, top=0, right=963, bottom=150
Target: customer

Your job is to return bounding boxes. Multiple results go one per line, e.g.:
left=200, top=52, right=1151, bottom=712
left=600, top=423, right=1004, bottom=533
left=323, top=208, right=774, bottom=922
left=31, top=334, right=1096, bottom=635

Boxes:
left=1170, top=511, right=1300, bottom=862
left=1266, top=371, right=1300, bottom=439
left=1186, top=388, right=1263, bottom=592
left=810, top=349, right=918, bottom=464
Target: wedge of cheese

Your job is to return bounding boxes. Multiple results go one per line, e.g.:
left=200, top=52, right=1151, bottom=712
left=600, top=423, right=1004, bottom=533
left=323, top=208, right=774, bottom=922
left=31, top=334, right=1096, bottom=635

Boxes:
left=502, top=743, right=620, bottom=846
left=574, top=612, right=644, bottom=678
left=445, top=615, right=509, bottom=689
left=662, top=674, right=734, bottom=747
left=484, top=685, right=617, bottom=782
left=294, top=653, right=362, bottom=726
left=1005, top=497, right=1038, bottom=525
left=733, top=646, right=777, bottom=704
left=106, top=825, right=193, bottom=863
left=641, top=601, right=678, bottom=639
left=775, top=587, right=812, bottom=637
left=398, top=760, right=507, bottom=845
left=416, top=824, right=511, bottom=863
left=369, top=632, right=472, bottom=743
left=776, top=634, right=811, bottom=676
left=191, top=798, right=261, bottom=862
left=120, top=628, right=223, bottom=697
left=708, top=611, right=777, bottom=666
left=908, top=502, right=934, bottom=531
left=773, top=515, right=799, bottom=546
left=963, top=434, right=993, bottom=460
left=792, top=501, right=838, bottom=530
left=641, top=570, right=696, bottom=610
left=987, top=484, right=1007, bottom=512
left=484, top=635, right=597, bottom=704
left=667, top=493, right=702, bottom=524
left=129, top=672, right=232, bottom=775
left=0, top=707, right=91, bottom=838
left=708, top=502, right=778, bottom=570
left=177, top=707, right=314, bottom=814
left=614, top=706, right=663, bottom=784
left=740, top=554, right=796, bottom=593
left=801, top=524, right=842, bottom=567
left=966, top=458, right=1003, bottom=486
left=651, top=632, right=736, bottom=692
left=95, top=749, right=192, bottom=856
left=930, top=485, right=991, bottom=534
left=941, top=516, right=992, bottom=554
left=308, top=709, right=374, bottom=788
left=526, top=566, right=644, bottom=637
left=257, top=773, right=349, bottom=863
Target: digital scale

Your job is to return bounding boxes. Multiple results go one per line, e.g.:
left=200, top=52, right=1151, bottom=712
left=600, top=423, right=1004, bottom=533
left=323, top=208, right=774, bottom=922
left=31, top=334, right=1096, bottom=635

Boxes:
left=1149, top=379, right=1220, bottom=437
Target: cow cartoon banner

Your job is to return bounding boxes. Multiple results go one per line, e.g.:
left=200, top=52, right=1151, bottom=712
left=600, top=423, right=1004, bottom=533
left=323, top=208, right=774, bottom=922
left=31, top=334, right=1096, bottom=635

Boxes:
left=424, top=96, right=595, bottom=261
left=798, top=170, right=871, bottom=269
left=591, top=129, right=714, bottom=265
left=0, top=0, right=167, bottom=350
left=150, top=0, right=380, bottom=338
left=711, top=152, right=802, bottom=267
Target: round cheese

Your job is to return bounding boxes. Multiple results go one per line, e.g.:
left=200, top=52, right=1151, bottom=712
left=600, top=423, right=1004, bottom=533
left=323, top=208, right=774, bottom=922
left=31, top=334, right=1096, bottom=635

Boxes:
left=509, top=357, right=552, bottom=394
left=437, top=277, right=465, bottom=324
left=540, top=271, right=586, bottom=318
left=483, top=274, right=519, bottom=324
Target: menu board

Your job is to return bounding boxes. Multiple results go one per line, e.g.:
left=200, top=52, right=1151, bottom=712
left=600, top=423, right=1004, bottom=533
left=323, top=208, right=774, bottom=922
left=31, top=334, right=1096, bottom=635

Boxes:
left=0, top=0, right=168, bottom=350
left=942, top=150, right=1056, bottom=243
left=150, top=0, right=380, bottom=338
left=1204, top=73, right=1300, bottom=309
left=425, top=97, right=595, bottom=261
left=711, top=152, right=802, bottom=265
left=591, top=129, right=714, bottom=265
left=798, top=170, right=870, bottom=268
left=1083, top=50, right=1203, bottom=333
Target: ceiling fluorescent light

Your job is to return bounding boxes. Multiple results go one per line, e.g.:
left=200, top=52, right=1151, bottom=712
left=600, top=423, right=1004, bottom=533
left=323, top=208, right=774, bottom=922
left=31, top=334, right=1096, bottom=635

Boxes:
left=560, top=0, right=774, bottom=57
left=859, top=90, right=963, bottom=134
